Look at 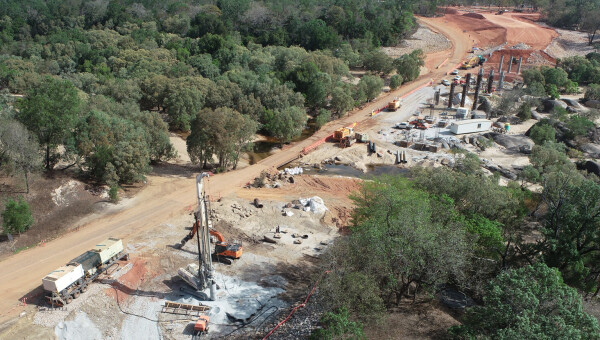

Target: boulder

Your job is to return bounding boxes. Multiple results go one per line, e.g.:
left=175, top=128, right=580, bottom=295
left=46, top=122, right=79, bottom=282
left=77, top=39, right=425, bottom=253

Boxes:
left=562, top=98, right=584, bottom=109
left=566, top=106, right=578, bottom=113
left=484, top=162, right=518, bottom=180
left=530, top=109, right=543, bottom=120
left=578, top=160, right=600, bottom=177
left=485, top=132, right=534, bottom=152
left=585, top=100, right=600, bottom=109
left=580, top=143, right=600, bottom=157
left=538, top=99, right=568, bottom=113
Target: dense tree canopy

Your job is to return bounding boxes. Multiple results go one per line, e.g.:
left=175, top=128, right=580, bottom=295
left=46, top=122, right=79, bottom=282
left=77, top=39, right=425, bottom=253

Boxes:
left=451, top=263, right=600, bottom=339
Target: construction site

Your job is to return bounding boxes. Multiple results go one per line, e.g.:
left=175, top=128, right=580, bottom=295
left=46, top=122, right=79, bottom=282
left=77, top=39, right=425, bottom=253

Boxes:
left=1, top=6, right=599, bottom=340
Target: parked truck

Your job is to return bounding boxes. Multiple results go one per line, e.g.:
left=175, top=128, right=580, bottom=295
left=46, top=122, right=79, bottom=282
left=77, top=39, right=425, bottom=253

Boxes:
left=42, top=237, right=128, bottom=306
left=387, top=99, right=401, bottom=111
left=333, top=122, right=357, bottom=141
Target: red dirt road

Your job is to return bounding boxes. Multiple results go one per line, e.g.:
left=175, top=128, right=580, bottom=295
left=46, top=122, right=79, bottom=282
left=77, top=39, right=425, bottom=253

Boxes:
left=0, top=16, right=472, bottom=324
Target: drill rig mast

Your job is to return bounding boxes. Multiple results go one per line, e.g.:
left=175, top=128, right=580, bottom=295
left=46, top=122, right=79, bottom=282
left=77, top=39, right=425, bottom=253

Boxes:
left=177, top=173, right=216, bottom=300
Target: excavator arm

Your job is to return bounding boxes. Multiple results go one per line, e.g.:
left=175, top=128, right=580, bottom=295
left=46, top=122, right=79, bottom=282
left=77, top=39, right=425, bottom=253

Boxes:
left=209, top=230, right=226, bottom=243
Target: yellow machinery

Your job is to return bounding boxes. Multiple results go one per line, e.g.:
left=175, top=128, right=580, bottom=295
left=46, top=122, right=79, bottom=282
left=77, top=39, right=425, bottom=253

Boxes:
left=461, top=55, right=486, bottom=69
left=387, top=99, right=401, bottom=111
left=333, top=122, right=357, bottom=141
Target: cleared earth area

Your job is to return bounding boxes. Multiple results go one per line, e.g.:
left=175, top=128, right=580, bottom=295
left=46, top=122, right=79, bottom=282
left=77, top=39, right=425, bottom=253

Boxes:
left=5, top=6, right=597, bottom=339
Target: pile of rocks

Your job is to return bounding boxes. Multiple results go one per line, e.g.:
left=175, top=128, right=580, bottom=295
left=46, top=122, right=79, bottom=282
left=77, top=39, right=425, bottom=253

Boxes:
left=511, top=43, right=531, bottom=50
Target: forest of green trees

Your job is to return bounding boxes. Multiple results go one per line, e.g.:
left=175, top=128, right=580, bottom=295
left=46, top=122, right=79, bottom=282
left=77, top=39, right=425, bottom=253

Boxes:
left=0, top=0, right=429, bottom=189
left=1, top=1, right=600, bottom=338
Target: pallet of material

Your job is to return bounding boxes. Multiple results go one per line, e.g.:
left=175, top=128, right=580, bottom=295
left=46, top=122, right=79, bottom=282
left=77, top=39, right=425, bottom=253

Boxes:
left=161, top=301, right=210, bottom=317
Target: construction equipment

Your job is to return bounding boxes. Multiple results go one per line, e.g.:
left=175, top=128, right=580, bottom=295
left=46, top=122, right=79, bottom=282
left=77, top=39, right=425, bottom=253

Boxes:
left=177, top=173, right=217, bottom=299
left=355, top=132, right=369, bottom=143
left=409, top=117, right=430, bottom=130
left=461, top=55, right=487, bottom=69
left=339, top=135, right=355, bottom=148
left=194, top=315, right=210, bottom=334
left=42, top=238, right=128, bottom=306
left=387, top=99, right=401, bottom=111
left=333, top=122, right=357, bottom=141
left=178, top=217, right=242, bottom=264
left=210, top=229, right=242, bottom=263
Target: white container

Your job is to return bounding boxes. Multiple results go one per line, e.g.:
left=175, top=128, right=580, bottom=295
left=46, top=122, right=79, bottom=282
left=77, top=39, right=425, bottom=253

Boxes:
left=42, top=264, right=84, bottom=293
left=91, top=237, right=123, bottom=264
left=449, top=119, right=492, bottom=134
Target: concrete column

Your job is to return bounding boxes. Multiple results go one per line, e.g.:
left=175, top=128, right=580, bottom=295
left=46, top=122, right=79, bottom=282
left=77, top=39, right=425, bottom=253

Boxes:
left=472, top=72, right=483, bottom=111
left=487, top=69, right=495, bottom=94
left=448, top=82, right=456, bottom=108
left=498, top=71, right=505, bottom=90
left=507, top=56, right=514, bottom=73
left=499, top=54, right=505, bottom=73
left=465, top=73, right=472, bottom=90
left=517, top=57, right=523, bottom=74
left=460, top=85, right=467, bottom=107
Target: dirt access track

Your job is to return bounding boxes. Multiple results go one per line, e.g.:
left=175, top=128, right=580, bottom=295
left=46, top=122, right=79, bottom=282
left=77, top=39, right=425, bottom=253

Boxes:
left=0, top=11, right=552, bottom=324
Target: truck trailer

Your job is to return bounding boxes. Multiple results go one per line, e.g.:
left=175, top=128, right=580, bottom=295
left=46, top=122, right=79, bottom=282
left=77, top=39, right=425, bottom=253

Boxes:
left=42, top=237, right=128, bottom=306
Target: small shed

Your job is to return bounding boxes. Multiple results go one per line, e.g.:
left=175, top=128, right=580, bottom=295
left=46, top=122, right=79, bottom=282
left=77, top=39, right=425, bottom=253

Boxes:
left=449, top=119, right=492, bottom=134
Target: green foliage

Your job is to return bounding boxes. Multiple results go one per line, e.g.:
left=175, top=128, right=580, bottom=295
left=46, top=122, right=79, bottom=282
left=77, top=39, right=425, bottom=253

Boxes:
left=585, top=83, right=600, bottom=101
left=450, top=263, right=600, bottom=339
left=525, top=81, right=546, bottom=97
left=187, top=107, right=258, bottom=169
left=411, top=167, right=526, bottom=229
left=164, top=78, right=206, bottom=131
left=389, top=74, right=403, bottom=90
left=362, top=50, right=394, bottom=75
left=462, top=214, right=504, bottom=257
left=297, top=19, right=340, bottom=51
left=319, top=176, right=469, bottom=320
left=517, top=102, right=532, bottom=121
left=330, top=86, right=354, bottom=115
left=75, top=109, right=155, bottom=184
left=545, top=83, right=560, bottom=99
left=456, top=152, right=482, bottom=175
left=262, top=106, right=307, bottom=143
left=529, top=141, right=572, bottom=174
left=393, top=49, right=424, bottom=83
left=108, top=185, right=119, bottom=203
left=16, top=76, right=81, bottom=170
left=2, top=198, right=33, bottom=234
left=310, top=307, right=365, bottom=340
left=566, top=115, right=594, bottom=139
left=529, top=121, right=556, bottom=145
left=315, top=109, right=331, bottom=129
left=538, top=171, right=600, bottom=292
left=357, top=75, right=384, bottom=102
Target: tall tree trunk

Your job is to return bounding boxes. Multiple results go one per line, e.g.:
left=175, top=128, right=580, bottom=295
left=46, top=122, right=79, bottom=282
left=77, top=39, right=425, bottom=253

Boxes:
left=589, top=29, right=597, bottom=46
left=24, top=171, right=29, bottom=194
left=46, top=144, right=50, bottom=170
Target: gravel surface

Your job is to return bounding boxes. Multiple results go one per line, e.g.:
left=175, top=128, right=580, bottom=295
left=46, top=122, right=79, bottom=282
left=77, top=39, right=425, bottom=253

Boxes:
left=511, top=43, right=531, bottom=49
left=55, top=311, right=103, bottom=340
left=382, top=25, right=451, bottom=57
left=545, top=28, right=598, bottom=59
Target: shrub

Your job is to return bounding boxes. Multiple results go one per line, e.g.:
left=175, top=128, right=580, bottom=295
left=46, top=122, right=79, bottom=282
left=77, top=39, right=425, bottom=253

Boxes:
left=517, top=102, right=532, bottom=121
left=389, top=74, right=403, bottom=89
left=108, top=186, right=119, bottom=203
left=309, top=307, right=365, bottom=340
left=530, top=122, right=556, bottom=145
left=2, top=198, right=34, bottom=234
